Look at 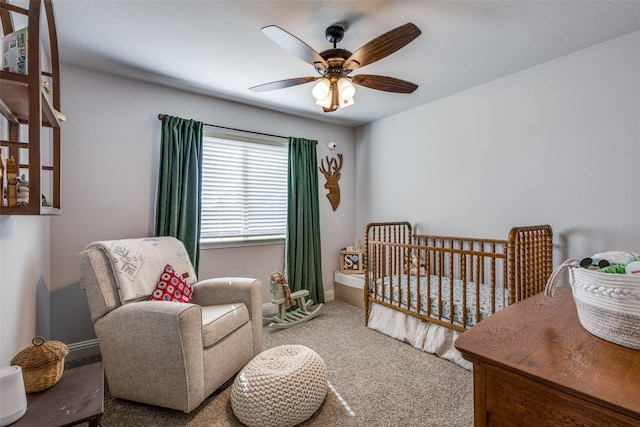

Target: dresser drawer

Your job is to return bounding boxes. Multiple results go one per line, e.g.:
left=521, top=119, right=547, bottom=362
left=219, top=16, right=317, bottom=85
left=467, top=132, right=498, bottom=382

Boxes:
left=484, top=365, right=638, bottom=427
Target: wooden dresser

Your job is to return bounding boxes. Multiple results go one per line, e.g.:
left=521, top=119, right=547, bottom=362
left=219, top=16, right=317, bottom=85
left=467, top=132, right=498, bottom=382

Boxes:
left=455, top=286, right=640, bottom=427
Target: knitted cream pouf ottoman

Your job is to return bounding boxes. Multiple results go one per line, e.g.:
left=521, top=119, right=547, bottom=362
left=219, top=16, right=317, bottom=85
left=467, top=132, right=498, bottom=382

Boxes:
left=231, top=345, right=328, bottom=427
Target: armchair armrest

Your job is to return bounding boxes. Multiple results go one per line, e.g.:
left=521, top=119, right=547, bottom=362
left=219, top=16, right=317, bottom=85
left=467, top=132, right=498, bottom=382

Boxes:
left=94, top=301, right=205, bottom=412
left=191, top=277, right=262, bottom=354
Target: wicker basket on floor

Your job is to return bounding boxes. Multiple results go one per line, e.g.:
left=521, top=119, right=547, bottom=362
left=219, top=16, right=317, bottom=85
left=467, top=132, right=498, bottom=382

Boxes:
left=10, top=336, right=69, bottom=393
left=545, top=259, right=640, bottom=350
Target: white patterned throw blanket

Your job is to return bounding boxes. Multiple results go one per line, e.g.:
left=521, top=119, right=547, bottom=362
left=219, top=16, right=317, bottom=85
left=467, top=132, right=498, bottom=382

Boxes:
left=86, top=237, right=196, bottom=302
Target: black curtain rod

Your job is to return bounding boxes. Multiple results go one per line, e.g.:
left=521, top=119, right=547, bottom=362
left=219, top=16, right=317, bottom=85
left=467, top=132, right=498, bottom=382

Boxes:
left=157, top=114, right=287, bottom=140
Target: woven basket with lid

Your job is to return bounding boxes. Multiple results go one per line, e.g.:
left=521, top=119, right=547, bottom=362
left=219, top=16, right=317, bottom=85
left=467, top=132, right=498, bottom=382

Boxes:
left=11, top=336, right=69, bottom=393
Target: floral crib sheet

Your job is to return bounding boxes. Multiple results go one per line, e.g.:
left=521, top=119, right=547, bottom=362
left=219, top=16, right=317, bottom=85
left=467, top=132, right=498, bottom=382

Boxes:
left=375, top=275, right=509, bottom=328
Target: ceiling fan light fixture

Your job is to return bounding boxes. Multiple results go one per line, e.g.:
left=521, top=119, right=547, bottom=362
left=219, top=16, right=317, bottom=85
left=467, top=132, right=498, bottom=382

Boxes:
left=339, top=96, right=355, bottom=109
left=312, top=78, right=331, bottom=101
left=316, top=91, right=333, bottom=108
left=338, top=78, right=356, bottom=100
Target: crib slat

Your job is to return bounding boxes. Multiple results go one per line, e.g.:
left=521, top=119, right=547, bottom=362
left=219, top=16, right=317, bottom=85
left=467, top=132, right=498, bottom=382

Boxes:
left=461, top=251, right=467, bottom=328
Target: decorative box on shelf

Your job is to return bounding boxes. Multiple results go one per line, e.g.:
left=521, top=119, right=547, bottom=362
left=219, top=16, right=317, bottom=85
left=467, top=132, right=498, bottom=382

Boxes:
left=2, top=27, right=28, bottom=75
left=340, top=249, right=365, bottom=274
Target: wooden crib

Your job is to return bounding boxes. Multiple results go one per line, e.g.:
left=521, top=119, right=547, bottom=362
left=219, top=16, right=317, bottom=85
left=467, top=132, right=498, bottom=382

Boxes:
left=364, top=222, right=553, bottom=332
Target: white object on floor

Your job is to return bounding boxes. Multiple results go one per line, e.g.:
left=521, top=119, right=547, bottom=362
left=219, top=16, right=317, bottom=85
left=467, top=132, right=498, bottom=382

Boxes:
left=0, top=366, right=27, bottom=426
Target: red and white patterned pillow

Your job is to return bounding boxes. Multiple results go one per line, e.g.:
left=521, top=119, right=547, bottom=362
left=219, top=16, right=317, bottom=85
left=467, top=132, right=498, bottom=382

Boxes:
left=149, top=264, right=193, bottom=303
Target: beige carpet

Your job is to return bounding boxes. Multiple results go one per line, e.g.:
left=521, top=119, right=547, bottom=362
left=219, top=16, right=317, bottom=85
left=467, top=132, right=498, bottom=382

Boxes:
left=96, top=300, right=473, bottom=426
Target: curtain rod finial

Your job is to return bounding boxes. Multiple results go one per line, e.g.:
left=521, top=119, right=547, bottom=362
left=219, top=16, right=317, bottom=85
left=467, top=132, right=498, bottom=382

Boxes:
left=158, top=114, right=164, bottom=120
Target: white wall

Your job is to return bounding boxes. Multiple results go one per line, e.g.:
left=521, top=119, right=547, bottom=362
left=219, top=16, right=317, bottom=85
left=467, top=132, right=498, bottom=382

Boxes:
left=49, top=65, right=356, bottom=345
left=0, top=111, right=52, bottom=366
left=356, top=30, right=640, bottom=260
left=0, top=217, right=50, bottom=365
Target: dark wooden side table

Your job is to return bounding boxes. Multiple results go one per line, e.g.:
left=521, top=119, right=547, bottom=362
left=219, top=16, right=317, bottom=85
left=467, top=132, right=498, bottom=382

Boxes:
left=455, top=287, right=640, bottom=427
left=13, top=362, right=104, bottom=427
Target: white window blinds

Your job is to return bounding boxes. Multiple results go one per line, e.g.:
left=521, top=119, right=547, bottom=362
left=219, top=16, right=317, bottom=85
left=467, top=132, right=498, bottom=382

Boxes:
left=201, top=134, right=288, bottom=242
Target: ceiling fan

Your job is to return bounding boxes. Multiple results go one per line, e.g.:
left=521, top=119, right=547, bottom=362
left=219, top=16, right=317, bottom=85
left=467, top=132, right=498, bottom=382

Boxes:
left=249, top=22, right=422, bottom=112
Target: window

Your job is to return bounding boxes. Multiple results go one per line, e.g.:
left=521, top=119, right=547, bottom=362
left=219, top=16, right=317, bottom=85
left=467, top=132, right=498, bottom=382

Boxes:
left=201, top=132, right=288, bottom=245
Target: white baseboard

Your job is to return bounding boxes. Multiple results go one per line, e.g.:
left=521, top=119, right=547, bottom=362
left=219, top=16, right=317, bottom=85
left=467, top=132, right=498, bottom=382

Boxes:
left=325, top=289, right=335, bottom=301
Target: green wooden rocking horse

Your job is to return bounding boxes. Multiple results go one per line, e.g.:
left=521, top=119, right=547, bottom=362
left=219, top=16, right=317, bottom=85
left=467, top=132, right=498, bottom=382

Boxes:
left=263, top=272, right=324, bottom=329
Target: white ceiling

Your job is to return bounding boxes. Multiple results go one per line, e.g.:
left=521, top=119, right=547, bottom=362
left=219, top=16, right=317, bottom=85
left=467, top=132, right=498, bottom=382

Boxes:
left=40, top=1, right=640, bottom=126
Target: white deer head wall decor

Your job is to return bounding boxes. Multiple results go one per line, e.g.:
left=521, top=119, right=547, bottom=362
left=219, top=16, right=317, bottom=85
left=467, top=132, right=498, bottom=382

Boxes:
left=319, top=153, right=343, bottom=211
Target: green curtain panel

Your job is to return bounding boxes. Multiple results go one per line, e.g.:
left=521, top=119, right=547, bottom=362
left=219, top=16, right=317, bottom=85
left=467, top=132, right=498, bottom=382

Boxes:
left=287, top=137, right=325, bottom=304
left=155, top=115, right=203, bottom=273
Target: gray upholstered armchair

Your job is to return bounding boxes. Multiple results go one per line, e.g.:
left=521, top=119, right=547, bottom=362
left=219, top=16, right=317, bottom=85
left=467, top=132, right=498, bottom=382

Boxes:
left=79, top=236, right=262, bottom=413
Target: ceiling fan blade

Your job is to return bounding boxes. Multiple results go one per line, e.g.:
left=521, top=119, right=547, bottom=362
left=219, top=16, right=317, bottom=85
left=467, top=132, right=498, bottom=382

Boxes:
left=250, top=77, right=318, bottom=92
left=351, top=74, right=418, bottom=93
left=344, top=23, right=421, bottom=70
left=262, top=25, right=329, bottom=69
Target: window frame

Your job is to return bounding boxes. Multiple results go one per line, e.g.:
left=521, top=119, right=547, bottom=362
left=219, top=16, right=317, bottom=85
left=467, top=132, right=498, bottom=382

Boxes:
left=199, top=129, right=288, bottom=248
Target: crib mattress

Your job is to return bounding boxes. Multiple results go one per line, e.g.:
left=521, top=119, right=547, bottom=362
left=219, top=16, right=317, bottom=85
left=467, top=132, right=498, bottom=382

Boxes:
left=374, top=275, right=508, bottom=328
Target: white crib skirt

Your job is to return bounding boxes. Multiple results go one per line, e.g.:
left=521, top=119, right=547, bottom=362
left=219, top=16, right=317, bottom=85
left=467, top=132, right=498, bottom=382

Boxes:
left=367, top=303, right=472, bottom=370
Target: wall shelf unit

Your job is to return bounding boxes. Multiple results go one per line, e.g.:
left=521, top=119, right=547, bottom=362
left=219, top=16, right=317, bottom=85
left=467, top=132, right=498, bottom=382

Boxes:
left=0, top=0, right=62, bottom=215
